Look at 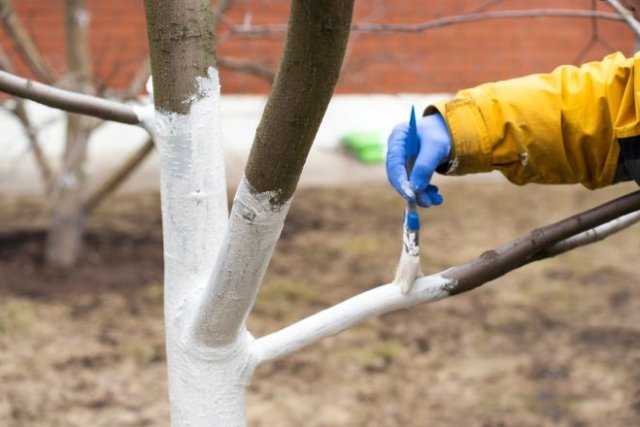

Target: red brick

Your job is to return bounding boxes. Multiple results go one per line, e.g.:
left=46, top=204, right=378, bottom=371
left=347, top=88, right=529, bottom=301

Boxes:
left=0, top=1, right=634, bottom=94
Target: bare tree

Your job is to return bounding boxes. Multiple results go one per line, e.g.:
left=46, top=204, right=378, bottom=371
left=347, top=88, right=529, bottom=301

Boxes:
left=1, top=1, right=640, bottom=425
left=0, top=0, right=154, bottom=266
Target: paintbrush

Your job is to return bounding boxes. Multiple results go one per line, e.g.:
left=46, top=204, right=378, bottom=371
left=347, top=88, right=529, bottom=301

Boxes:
left=393, top=106, right=423, bottom=293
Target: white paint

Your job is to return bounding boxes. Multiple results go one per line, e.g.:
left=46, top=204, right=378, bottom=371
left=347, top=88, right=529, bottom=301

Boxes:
left=253, top=273, right=455, bottom=365
left=133, top=103, right=155, bottom=135
left=74, top=7, right=90, bottom=28
left=191, top=176, right=291, bottom=347
left=60, top=172, right=79, bottom=190
left=607, top=0, right=640, bottom=35
left=544, top=211, right=640, bottom=256
left=154, top=67, right=236, bottom=426
left=393, top=248, right=422, bottom=294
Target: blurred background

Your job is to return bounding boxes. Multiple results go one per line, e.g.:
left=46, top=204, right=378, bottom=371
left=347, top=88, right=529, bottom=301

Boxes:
left=1, top=1, right=639, bottom=426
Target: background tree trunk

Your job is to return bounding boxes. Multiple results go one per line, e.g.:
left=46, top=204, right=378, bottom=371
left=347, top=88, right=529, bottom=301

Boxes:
left=45, top=0, right=94, bottom=266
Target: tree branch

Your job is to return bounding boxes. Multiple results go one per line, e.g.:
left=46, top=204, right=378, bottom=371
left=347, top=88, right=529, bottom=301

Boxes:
left=244, top=0, right=354, bottom=204
left=0, top=43, right=54, bottom=190
left=254, top=191, right=640, bottom=364
left=12, top=100, right=54, bottom=191
left=0, top=0, right=57, bottom=82
left=230, top=9, right=624, bottom=36
left=217, top=56, right=275, bottom=82
left=606, top=0, right=640, bottom=36
left=193, top=0, right=355, bottom=347
left=533, top=210, right=640, bottom=260
left=0, top=70, right=142, bottom=124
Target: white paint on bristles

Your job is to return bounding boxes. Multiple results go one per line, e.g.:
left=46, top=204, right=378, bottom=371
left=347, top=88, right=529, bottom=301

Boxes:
left=394, top=248, right=422, bottom=294
left=393, top=215, right=423, bottom=294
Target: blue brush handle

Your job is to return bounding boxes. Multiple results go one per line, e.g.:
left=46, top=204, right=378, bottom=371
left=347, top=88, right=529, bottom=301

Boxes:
left=405, top=106, right=420, bottom=232
left=407, top=105, right=419, bottom=162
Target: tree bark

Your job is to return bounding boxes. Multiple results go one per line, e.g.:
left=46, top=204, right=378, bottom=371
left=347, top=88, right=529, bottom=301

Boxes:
left=192, top=0, right=354, bottom=347
left=245, top=0, right=354, bottom=205
left=143, top=1, right=232, bottom=425
left=45, top=0, right=94, bottom=267
left=143, top=1, right=354, bottom=424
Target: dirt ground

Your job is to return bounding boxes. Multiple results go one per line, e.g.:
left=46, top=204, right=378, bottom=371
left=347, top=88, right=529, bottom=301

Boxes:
left=1, top=180, right=639, bottom=427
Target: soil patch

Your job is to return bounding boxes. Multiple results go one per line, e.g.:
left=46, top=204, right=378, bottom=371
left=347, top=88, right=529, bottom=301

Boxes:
left=1, top=181, right=639, bottom=426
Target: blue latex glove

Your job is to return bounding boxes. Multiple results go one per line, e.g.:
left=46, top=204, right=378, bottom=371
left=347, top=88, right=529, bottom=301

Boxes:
left=386, top=112, right=451, bottom=207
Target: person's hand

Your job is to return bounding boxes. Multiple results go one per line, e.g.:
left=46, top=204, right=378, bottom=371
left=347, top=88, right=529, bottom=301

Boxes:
left=386, top=112, right=451, bottom=207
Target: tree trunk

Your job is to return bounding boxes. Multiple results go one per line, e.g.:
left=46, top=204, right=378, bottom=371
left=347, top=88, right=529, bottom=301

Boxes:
left=45, top=0, right=93, bottom=266
left=143, top=0, right=233, bottom=424
left=143, top=0, right=353, bottom=424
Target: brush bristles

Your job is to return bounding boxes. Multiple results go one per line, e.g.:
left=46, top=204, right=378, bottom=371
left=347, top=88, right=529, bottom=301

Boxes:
left=393, top=249, right=422, bottom=294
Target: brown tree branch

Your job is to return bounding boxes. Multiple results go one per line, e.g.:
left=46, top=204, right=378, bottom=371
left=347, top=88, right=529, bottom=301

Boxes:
left=442, top=191, right=640, bottom=296
left=217, top=56, right=275, bottom=82
left=244, top=0, right=355, bottom=205
left=0, top=0, right=57, bottom=82
left=0, top=70, right=141, bottom=124
left=230, top=9, right=624, bottom=36
left=534, top=211, right=640, bottom=260
left=12, top=100, right=54, bottom=190
left=124, top=57, right=150, bottom=100
left=0, top=43, right=53, bottom=190
left=255, top=191, right=640, bottom=364
left=211, top=0, right=234, bottom=27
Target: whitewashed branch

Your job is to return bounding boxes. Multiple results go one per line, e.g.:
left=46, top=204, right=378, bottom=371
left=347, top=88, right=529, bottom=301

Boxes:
left=254, top=192, right=640, bottom=365
left=253, top=275, right=452, bottom=365
left=606, top=0, right=640, bottom=36
left=535, top=210, right=640, bottom=259
left=192, top=177, right=291, bottom=346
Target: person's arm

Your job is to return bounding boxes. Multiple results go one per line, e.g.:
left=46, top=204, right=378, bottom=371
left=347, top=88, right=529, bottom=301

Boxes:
left=429, top=52, right=640, bottom=189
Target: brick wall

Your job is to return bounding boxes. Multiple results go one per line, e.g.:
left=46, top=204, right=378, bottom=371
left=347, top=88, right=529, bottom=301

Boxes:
left=0, top=1, right=635, bottom=94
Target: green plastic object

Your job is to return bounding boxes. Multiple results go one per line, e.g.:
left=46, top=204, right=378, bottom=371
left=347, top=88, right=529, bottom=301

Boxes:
left=341, top=131, right=385, bottom=164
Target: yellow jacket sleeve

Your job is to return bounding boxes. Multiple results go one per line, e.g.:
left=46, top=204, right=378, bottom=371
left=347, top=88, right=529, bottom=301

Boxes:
left=429, top=52, right=640, bottom=189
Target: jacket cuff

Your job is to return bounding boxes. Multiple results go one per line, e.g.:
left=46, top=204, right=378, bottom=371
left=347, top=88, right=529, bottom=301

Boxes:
left=425, top=97, right=493, bottom=175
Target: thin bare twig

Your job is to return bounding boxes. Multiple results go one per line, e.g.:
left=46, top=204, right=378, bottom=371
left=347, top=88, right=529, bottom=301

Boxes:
left=211, top=0, right=234, bottom=27
left=217, top=56, right=275, bottom=82
left=0, top=0, right=57, bottom=82
left=0, top=42, right=54, bottom=190
left=230, top=9, right=624, bottom=36
left=12, top=101, right=54, bottom=190
left=124, top=57, right=151, bottom=100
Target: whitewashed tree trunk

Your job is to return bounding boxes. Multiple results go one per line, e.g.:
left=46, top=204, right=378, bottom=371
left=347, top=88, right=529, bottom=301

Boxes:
left=143, top=1, right=355, bottom=424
